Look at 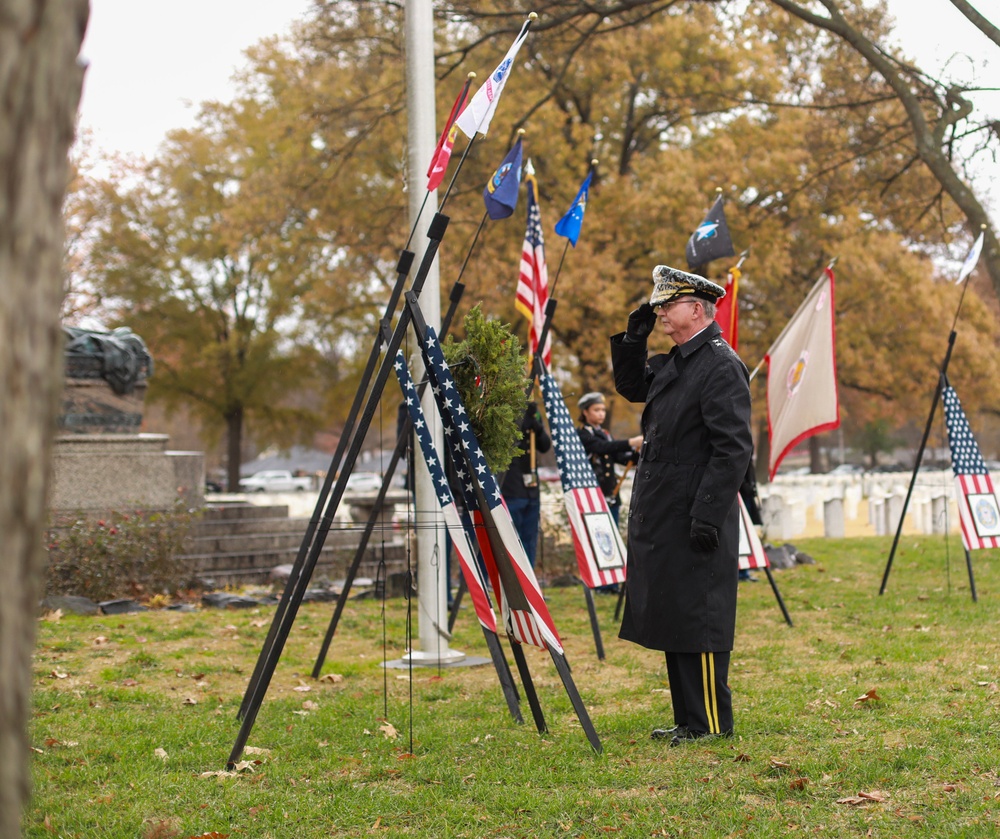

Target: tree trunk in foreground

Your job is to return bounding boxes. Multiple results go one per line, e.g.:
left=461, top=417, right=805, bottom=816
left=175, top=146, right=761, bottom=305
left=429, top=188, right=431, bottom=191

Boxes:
left=0, top=1, right=88, bottom=834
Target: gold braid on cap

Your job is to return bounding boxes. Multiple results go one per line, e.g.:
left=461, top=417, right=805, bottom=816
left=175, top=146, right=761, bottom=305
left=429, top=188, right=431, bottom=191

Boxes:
left=649, top=265, right=725, bottom=306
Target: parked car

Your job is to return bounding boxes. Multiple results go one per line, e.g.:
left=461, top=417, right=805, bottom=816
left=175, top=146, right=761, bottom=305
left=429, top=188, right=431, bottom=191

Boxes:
left=344, top=471, right=383, bottom=493
left=238, top=469, right=312, bottom=493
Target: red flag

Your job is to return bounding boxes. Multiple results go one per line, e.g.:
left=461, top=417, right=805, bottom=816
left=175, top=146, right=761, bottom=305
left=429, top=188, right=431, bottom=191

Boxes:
left=765, top=266, right=840, bottom=479
left=426, top=77, right=472, bottom=192
left=714, top=265, right=740, bottom=350
left=515, top=164, right=551, bottom=366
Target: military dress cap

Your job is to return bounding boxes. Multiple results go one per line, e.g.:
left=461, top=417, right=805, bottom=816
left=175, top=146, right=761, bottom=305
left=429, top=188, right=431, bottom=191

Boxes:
left=578, top=392, right=606, bottom=411
left=649, top=265, right=726, bottom=307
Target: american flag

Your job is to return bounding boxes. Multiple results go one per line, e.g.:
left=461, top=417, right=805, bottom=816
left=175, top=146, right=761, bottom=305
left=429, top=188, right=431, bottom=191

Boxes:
left=515, top=164, right=551, bottom=367
left=538, top=368, right=626, bottom=589
left=737, top=496, right=769, bottom=570
left=943, top=382, right=1000, bottom=551
left=417, top=325, right=563, bottom=653
left=392, top=351, right=498, bottom=633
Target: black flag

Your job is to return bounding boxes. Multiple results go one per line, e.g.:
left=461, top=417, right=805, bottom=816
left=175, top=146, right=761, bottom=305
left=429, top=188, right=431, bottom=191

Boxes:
left=685, top=195, right=735, bottom=270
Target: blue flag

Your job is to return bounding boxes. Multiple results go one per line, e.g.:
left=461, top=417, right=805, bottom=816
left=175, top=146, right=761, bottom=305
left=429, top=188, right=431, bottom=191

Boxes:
left=483, top=138, right=523, bottom=220
left=554, top=170, right=592, bottom=246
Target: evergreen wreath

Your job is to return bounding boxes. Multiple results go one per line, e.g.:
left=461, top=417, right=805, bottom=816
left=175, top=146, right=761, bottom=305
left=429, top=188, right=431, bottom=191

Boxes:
left=441, top=305, right=529, bottom=475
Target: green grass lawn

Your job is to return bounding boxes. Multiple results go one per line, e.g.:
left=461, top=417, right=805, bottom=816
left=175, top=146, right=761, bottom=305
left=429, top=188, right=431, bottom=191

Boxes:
left=27, top=535, right=1000, bottom=838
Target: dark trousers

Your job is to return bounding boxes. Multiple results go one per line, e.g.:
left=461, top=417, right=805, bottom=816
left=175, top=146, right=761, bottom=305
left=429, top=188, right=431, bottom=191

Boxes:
left=506, top=496, right=541, bottom=568
left=664, top=651, right=733, bottom=735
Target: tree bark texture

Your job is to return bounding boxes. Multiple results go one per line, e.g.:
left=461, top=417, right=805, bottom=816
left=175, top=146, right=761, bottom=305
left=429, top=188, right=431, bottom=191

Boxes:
left=0, top=1, right=88, bottom=833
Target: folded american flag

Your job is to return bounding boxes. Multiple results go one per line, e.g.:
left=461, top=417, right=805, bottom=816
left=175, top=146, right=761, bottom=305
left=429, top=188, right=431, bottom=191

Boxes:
left=418, top=326, right=563, bottom=653
left=392, top=351, right=498, bottom=633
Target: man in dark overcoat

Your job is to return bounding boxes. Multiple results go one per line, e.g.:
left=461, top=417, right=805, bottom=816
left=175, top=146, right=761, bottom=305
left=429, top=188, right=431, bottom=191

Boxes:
left=610, top=264, right=753, bottom=745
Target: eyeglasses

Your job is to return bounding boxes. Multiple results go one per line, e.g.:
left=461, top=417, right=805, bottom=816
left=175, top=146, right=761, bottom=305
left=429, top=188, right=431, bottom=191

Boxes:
left=653, top=298, right=698, bottom=312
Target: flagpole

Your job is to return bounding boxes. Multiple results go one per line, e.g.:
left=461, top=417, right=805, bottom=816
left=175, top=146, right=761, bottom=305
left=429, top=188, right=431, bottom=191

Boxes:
left=949, top=224, right=987, bottom=334
left=880, top=224, right=988, bottom=595
left=549, top=158, right=598, bottom=297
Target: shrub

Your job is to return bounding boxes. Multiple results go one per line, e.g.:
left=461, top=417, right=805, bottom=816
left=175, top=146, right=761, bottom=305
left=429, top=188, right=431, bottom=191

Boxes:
left=45, top=504, right=199, bottom=601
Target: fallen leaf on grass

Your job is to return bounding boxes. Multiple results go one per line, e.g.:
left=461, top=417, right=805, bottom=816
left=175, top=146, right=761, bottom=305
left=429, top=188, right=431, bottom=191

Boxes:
left=319, top=673, right=343, bottom=684
left=50, top=670, right=68, bottom=680
left=182, top=697, right=198, bottom=706
left=293, top=682, right=312, bottom=693
left=244, top=746, right=271, bottom=756
left=188, top=832, right=229, bottom=838
left=380, top=723, right=398, bottom=740
left=154, top=748, right=169, bottom=761
left=770, top=759, right=791, bottom=770
left=122, top=679, right=138, bottom=687
left=855, top=689, right=880, bottom=704
left=837, top=790, right=887, bottom=806
left=301, top=700, right=319, bottom=712
left=734, top=754, right=751, bottom=763
left=789, top=777, right=809, bottom=790
left=41, top=610, right=62, bottom=622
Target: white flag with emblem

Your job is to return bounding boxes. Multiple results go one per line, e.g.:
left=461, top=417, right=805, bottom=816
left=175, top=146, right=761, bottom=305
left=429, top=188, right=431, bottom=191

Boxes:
left=455, top=20, right=531, bottom=139
left=765, top=266, right=840, bottom=479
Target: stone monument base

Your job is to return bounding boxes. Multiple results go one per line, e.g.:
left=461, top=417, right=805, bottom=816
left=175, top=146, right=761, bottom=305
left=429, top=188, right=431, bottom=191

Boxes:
left=50, top=433, right=204, bottom=513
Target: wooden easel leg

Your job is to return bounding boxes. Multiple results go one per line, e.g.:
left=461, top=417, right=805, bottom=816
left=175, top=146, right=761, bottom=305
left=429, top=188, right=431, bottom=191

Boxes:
left=483, top=629, right=522, bottom=723
left=964, top=548, right=978, bottom=602
left=509, top=639, right=547, bottom=734
left=582, top=583, right=605, bottom=660
left=764, top=566, right=794, bottom=627
left=548, top=649, right=603, bottom=754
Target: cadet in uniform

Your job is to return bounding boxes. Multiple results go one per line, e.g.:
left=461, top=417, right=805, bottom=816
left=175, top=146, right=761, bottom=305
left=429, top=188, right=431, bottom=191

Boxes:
left=576, top=391, right=642, bottom=525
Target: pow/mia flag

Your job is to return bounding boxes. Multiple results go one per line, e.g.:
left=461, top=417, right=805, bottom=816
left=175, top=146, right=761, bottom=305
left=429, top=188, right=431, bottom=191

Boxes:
left=685, top=195, right=736, bottom=270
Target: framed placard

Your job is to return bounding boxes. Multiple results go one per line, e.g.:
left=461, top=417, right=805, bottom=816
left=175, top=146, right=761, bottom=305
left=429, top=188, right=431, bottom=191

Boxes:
left=582, top=511, right=625, bottom=571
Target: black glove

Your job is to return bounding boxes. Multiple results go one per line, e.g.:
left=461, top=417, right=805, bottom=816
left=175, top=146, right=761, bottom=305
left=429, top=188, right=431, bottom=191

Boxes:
left=625, top=303, right=657, bottom=342
left=523, top=401, right=542, bottom=432
left=690, top=518, right=720, bottom=553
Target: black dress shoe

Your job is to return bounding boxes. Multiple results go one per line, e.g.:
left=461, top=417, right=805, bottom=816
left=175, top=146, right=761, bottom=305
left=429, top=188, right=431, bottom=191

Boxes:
left=651, top=725, right=688, bottom=740
left=669, top=728, right=733, bottom=747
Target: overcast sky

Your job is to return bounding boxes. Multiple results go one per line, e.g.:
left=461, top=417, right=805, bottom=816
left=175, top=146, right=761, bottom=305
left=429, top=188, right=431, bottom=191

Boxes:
left=77, top=0, right=996, bottom=211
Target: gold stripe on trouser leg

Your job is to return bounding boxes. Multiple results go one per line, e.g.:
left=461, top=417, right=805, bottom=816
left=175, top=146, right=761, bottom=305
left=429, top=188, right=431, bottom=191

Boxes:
left=701, top=653, right=721, bottom=733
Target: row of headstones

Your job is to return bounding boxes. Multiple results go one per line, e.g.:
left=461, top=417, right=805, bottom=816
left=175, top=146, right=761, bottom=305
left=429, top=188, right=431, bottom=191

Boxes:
left=760, top=477, right=957, bottom=540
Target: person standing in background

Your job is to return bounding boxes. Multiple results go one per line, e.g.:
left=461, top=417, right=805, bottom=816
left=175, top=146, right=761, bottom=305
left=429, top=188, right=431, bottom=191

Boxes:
left=500, top=401, right=551, bottom=568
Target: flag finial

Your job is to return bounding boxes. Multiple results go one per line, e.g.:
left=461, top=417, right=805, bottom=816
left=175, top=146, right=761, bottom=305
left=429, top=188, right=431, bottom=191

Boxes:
left=517, top=128, right=526, bottom=136
left=591, top=159, right=599, bottom=168
left=528, top=11, right=538, bottom=20
left=467, top=71, right=477, bottom=79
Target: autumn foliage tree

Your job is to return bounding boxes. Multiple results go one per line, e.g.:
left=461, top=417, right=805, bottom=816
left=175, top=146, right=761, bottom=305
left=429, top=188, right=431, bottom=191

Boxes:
left=70, top=0, right=1000, bottom=474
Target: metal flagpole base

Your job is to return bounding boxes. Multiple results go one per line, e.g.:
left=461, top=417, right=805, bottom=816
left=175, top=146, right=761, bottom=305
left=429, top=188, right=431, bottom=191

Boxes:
left=383, top=649, right=485, bottom=668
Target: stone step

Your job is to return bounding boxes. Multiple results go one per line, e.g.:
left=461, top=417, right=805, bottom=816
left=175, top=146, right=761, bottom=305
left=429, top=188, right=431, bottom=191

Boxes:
left=180, top=502, right=410, bottom=585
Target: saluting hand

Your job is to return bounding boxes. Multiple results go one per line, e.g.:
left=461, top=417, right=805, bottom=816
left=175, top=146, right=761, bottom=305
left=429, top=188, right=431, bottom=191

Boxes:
left=626, top=303, right=657, bottom=342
